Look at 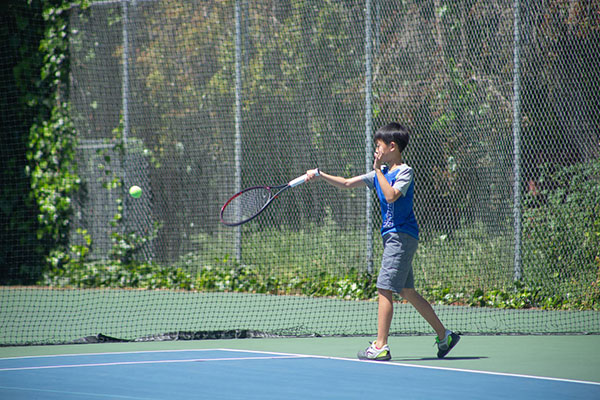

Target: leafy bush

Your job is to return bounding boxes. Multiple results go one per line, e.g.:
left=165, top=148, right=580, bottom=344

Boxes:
left=20, top=0, right=89, bottom=280
left=414, top=223, right=511, bottom=293
left=41, top=257, right=378, bottom=300
left=522, top=158, right=600, bottom=310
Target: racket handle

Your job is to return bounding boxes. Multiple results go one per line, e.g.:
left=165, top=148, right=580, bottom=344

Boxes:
left=288, top=168, right=320, bottom=188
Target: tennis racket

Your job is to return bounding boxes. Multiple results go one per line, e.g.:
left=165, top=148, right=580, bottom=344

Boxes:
left=220, top=169, right=320, bottom=226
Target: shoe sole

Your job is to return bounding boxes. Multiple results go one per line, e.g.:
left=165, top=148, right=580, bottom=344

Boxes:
left=357, top=350, right=391, bottom=361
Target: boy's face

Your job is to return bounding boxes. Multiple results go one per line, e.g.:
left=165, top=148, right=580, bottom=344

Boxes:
left=374, top=139, right=396, bottom=164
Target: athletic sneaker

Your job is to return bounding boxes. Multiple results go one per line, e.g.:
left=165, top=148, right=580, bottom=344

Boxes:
left=357, top=342, right=391, bottom=361
left=436, top=330, right=460, bottom=358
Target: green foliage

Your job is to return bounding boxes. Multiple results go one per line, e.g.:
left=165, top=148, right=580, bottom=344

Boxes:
left=416, top=158, right=600, bottom=312
left=42, top=255, right=377, bottom=300
left=109, top=221, right=161, bottom=265
left=421, top=282, right=536, bottom=309
left=45, top=114, right=162, bottom=275
left=27, top=107, right=79, bottom=244
left=24, top=1, right=90, bottom=276
left=414, top=223, right=510, bottom=291
left=42, top=209, right=599, bottom=309
left=42, top=260, right=192, bottom=290
left=521, top=158, right=600, bottom=310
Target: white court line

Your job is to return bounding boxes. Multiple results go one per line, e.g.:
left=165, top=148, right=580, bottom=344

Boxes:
left=2, top=348, right=599, bottom=387
left=0, top=354, right=308, bottom=372
left=216, top=348, right=600, bottom=387
left=0, top=348, right=221, bottom=361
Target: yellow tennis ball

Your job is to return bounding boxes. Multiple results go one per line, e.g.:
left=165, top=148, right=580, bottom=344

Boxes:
left=129, top=185, right=142, bottom=198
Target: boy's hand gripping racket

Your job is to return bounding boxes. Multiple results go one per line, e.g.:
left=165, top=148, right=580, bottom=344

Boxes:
left=220, top=169, right=320, bottom=226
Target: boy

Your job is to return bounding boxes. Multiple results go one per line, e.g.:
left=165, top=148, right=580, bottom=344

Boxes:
left=306, top=122, right=459, bottom=361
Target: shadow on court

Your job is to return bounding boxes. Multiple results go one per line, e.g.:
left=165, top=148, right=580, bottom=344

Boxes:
left=392, top=356, right=488, bottom=362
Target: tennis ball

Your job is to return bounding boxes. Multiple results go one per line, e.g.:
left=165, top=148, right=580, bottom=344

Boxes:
left=129, top=185, right=142, bottom=198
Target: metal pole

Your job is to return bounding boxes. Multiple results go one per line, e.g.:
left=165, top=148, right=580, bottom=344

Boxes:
left=365, top=0, right=374, bottom=274
left=512, top=0, right=523, bottom=281
left=234, top=0, right=243, bottom=262
left=122, top=0, right=129, bottom=147
left=121, top=0, right=130, bottom=223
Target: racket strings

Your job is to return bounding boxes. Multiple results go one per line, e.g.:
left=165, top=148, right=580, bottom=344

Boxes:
left=222, top=187, right=272, bottom=225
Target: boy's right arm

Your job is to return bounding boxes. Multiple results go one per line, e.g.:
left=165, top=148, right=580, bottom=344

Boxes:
left=306, top=168, right=366, bottom=189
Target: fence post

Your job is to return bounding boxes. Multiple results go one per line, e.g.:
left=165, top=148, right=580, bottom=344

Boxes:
left=512, top=0, right=523, bottom=281
left=364, top=0, right=374, bottom=274
left=234, top=0, right=243, bottom=262
left=121, top=0, right=130, bottom=223
left=121, top=0, right=130, bottom=147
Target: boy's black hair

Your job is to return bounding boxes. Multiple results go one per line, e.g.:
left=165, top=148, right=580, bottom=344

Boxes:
left=374, top=122, right=410, bottom=153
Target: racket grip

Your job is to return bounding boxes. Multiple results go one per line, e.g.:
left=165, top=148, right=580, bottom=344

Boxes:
left=288, top=168, right=319, bottom=188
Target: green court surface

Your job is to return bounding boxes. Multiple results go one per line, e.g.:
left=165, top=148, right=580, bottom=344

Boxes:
left=3, top=287, right=599, bottom=385
left=1, top=335, right=599, bottom=384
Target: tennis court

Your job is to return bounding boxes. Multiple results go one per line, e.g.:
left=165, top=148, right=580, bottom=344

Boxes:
left=1, top=337, right=599, bottom=399
left=3, top=1, right=600, bottom=399
left=2, top=286, right=599, bottom=398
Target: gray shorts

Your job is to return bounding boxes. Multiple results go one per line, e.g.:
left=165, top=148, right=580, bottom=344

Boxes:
left=377, top=232, right=418, bottom=293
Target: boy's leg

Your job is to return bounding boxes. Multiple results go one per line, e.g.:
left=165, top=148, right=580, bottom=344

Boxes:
left=357, top=288, right=394, bottom=361
left=376, top=288, right=394, bottom=347
left=399, top=288, right=446, bottom=340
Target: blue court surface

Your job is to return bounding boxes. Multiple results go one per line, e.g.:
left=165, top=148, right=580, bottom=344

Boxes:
left=1, top=349, right=598, bottom=399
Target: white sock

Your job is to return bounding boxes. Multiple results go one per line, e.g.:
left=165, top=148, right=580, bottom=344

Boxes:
left=439, top=329, right=451, bottom=343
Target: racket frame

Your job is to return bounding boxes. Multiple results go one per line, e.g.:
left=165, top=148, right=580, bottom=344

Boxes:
left=219, top=169, right=319, bottom=226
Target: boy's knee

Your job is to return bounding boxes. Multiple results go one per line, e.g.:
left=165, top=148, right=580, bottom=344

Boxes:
left=377, top=288, right=393, bottom=299
left=399, top=288, right=417, bottom=299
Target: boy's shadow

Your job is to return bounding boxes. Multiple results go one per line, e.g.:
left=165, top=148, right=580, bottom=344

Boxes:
left=392, top=356, right=488, bottom=362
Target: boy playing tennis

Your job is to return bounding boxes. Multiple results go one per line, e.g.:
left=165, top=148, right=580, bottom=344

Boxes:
left=306, top=122, right=459, bottom=361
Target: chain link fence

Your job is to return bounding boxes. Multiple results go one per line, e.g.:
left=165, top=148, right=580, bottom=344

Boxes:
left=2, top=0, right=599, bottom=342
left=72, top=0, right=598, bottom=281
left=73, top=0, right=599, bottom=304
